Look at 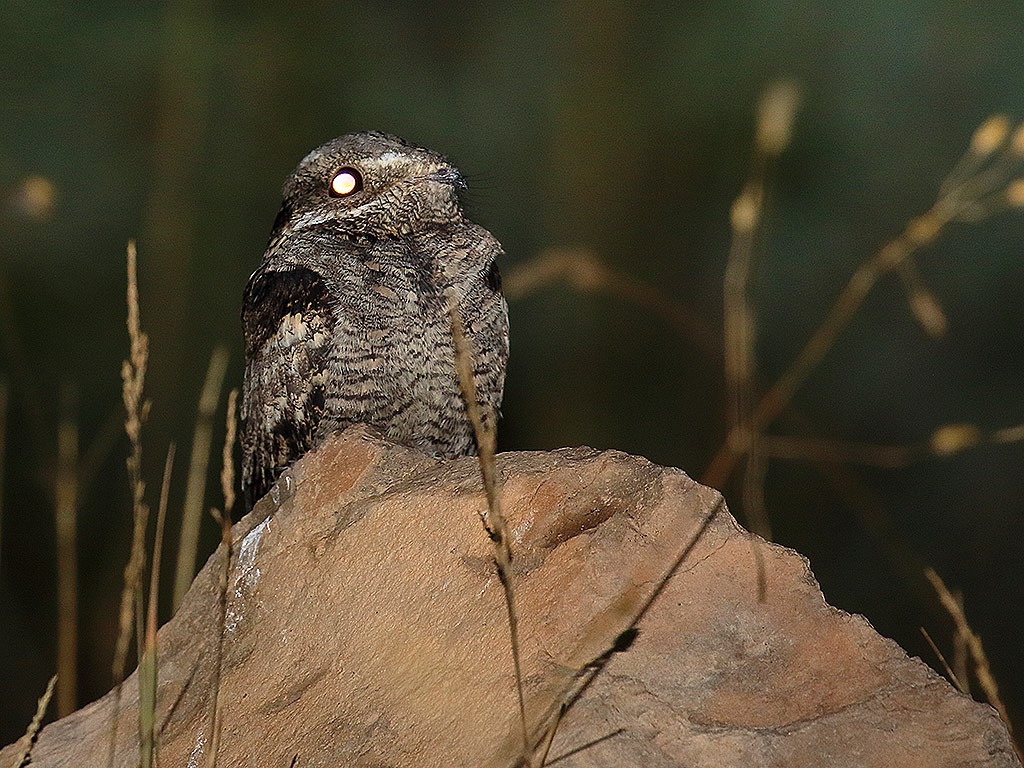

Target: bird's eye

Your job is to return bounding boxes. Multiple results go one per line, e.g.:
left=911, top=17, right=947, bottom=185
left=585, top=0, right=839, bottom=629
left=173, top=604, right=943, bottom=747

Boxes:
left=329, top=167, right=362, bottom=197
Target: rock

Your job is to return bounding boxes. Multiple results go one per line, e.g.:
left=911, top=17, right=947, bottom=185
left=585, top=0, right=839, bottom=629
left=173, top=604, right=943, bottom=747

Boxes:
left=3, top=427, right=1018, bottom=767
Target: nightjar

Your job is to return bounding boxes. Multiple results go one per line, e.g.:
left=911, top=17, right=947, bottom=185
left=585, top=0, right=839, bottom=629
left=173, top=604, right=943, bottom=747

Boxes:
left=240, top=132, right=509, bottom=510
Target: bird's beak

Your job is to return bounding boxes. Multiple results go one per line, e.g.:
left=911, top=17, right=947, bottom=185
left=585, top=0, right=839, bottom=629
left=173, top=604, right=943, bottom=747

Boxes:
left=425, top=167, right=467, bottom=190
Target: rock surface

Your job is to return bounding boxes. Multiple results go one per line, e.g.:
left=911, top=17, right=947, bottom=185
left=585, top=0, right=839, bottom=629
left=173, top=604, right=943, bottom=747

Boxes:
left=3, top=428, right=1018, bottom=767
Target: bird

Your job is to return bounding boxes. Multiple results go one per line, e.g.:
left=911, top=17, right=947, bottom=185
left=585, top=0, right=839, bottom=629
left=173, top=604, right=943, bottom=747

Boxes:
left=240, top=132, right=509, bottom=510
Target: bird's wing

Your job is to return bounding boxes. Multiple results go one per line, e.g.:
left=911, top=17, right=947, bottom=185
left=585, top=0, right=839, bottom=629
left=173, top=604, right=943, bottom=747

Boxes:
left=240, top=265, right=336, bottom=509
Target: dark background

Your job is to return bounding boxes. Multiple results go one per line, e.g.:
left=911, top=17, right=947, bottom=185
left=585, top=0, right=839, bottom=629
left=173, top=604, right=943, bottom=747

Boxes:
left=2, top=0, right=1023, bottom=745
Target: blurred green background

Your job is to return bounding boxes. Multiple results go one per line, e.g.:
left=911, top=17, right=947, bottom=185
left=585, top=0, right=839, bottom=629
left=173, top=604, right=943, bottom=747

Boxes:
left=2, top=0, right=1024, bottom=745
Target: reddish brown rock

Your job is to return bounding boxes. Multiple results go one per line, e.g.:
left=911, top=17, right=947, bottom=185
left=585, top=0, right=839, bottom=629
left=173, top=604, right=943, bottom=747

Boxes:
left=3, top=428, right=1018, bottom=767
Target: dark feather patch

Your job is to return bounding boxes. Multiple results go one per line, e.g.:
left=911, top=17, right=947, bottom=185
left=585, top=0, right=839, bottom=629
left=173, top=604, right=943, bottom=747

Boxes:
left=485, top=260, right=502, bottom=293
left=268, top=201, right=293, bottom=245
left=241, top=268, right=334, bottom=509
left=242, top=267, right=334, bottom=354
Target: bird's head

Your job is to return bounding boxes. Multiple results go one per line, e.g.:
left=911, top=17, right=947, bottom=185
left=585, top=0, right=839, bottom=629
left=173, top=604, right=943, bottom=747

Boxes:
left=270, top=132, right=467, bottom=245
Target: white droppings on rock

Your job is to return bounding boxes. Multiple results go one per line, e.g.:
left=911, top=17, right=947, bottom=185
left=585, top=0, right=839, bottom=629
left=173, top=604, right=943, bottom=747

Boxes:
left=186, top=728, right=205, bottom=768
left=269, top=470, right=296, bottom=507
left=226, top=517, right=271, bottom=632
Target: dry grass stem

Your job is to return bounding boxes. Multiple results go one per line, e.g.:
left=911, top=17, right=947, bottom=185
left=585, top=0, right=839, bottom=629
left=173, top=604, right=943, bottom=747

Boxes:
left=0, top=380, right=7, bottom=577
left=133, top=587, right=145, bottom=681
left=741, top=449, right=770, bottom=601
left=108, top=240, right=152, bottom=768
left=11, top=673, right=57, bottom=768
left=537, top=705, right=565, bottom=767
left=502, top=247, right=719, bottom=359
left=724, top=81, right=800, bottom=580
left=704, top=115, right=1024, bottom=490
left=767, top=421, right=1024, bottom=467
left=55, top=385, right=79, bottom=717
left=724, top=180, right=761, bottom=453
left=756, top=79, right=802, bottom=157
left=446, top=297, right=528, bottom=761
left=929, top=423, right=983, bottom=455
left=951, top=589, right=972, bottom=697
left=1006, top=178, right=1024, bottom=206
left=174, top=344, right=229, bottom=609
left=942, top=116, right=1024, bottom=214
left=763, top=434, right=925, bottom=468
left=939, top=116, right=1008, bottom=200
left=447, top=308, right=501, bottom=531
left=542, top=729, right=626, bottom=766
left=920, top=626, right=966, bottom=693
left=520, top=500, right=724, bottom=764
left=205, top=388, right=238, bottom=768
left=924, top=567, right=1019, bottom=758
left=113, top=240, right=152, bottom=684
left=991, top=423, right=1024, bottom=444
left=219, top=388, right=237, bottom=518
left=896, top=260, right=948, bottom=338
left=139, top=444, right=175, bottom=768
left=907, top=288, right=949, bottom=338
left=776, top=407, right=950, bottom=611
